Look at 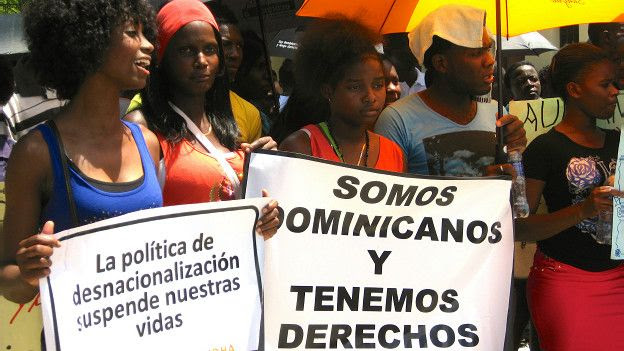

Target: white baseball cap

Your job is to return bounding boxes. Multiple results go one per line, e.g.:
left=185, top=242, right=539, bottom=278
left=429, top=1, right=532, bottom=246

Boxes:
left=408, top=4, right=493, bottom=64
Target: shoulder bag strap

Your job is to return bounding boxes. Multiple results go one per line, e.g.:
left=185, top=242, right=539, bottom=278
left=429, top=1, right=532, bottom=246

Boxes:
left=168, top=102, right=241, bottom=198
left=46, top=120, right=79, bottom=227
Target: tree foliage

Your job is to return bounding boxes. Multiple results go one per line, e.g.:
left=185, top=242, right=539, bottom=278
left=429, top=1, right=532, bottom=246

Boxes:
left=0, top=0, right=23, bottom=14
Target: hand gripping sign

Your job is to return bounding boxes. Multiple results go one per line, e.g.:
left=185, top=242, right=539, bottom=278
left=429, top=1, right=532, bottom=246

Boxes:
left=39, top=199, right=268, bottom=351
left=244, top=150, right=514, bottom=350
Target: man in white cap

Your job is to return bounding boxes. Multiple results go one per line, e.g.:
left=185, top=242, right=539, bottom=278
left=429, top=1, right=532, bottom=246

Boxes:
left=375, top=4, right=526, bottom=176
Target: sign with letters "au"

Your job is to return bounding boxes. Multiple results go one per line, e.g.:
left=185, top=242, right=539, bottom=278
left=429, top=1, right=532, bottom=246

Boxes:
left=245, top=150, right=514, bottom=350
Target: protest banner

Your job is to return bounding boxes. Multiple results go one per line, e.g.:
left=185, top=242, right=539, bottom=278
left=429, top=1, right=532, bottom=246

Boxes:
left=509, top=98, right=565, bottom=143
left=245, top=150, right=514, bottom=350
left=38, top=199, right=268, bottom=351
left=612, top=130, right=624, bottom=259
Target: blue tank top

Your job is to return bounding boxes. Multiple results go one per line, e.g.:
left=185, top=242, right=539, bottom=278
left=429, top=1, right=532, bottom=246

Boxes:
left=39, top=121, right=162, bottom=232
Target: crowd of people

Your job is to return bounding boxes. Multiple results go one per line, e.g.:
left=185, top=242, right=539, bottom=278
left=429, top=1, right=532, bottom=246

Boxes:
left=0, top=0, right=623, bottom=350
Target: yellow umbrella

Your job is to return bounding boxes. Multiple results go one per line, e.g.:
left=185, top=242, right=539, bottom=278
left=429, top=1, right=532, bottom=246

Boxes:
left=297, top=0, right=623, bottom=160
left=297, top=0, right=624, bottom=36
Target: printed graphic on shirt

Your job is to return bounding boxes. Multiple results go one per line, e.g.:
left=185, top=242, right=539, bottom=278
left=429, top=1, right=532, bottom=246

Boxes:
left=566, top=156, right=615, bottom=237
left=423, top=130, right=496, bottom=176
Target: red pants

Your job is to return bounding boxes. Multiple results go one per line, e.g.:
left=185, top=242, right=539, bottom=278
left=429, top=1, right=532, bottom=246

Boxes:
left=527, top=251, right=624, bottom=351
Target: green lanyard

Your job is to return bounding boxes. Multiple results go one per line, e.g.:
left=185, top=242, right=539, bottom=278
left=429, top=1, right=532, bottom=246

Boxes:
left=318, top=122, right=344, bottom=162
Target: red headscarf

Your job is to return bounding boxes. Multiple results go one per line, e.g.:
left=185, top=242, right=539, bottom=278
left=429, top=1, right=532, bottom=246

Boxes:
left=156, top=0, right=219, bottom=63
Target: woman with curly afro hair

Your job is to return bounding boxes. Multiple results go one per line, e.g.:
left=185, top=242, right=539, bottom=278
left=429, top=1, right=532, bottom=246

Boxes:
left=0, top=0, right=163, bottom=304
left=278, top=17, right=405, bottom=172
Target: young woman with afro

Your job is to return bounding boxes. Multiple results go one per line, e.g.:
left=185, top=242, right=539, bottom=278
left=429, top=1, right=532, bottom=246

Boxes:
left=0, top=0, right=162, bottom=304
left=278, top=17, right=405, bottom=172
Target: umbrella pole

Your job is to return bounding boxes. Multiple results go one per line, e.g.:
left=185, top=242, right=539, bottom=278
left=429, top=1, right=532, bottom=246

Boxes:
left=495, top=5, right=521, bottom=346
left=495, top=0, right=506, bottom=164
left=254, top=0, right=281, bottom=115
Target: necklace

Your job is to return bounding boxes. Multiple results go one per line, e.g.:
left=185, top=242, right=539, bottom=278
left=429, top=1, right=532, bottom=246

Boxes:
left=355, top=131, right=369, bottom=166
left=319, top=122, right=369, bottom=167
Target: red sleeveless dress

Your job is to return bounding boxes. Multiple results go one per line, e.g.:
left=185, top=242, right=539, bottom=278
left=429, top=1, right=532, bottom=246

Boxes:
left=301, top=124, right=404, bottom=172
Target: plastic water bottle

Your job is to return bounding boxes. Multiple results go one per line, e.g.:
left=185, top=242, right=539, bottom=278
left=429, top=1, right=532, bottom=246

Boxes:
left=509, top=150, right=530, bottom=218
left=595, top=175, right=615, bottom=245
left=595, top=210, right=613, bottom=245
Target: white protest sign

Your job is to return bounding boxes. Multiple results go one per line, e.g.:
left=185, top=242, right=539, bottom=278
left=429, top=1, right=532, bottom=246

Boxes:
left=612, top=129, right=624, bottom=259
left=39, top=199, right=268, bottom=351
left=510, top=98, right=565, bottom=144
left=245, top=151, right=514, bottom=350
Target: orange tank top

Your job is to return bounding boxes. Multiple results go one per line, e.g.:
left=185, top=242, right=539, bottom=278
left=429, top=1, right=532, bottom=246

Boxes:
left=301, top=124, right=404, bottom=172
left=158, top=134, right=244, bottom=206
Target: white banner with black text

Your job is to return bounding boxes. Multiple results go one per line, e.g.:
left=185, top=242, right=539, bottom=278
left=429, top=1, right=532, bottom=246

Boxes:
left=244, top=150, right=514, bottom=350
left=39, top=199, right=268, bottom=351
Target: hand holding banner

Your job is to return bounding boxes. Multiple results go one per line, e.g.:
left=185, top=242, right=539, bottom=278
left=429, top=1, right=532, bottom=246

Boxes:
left=39, top=199, right=268, bottom=351
left=245, top=151, right=513, bottom=350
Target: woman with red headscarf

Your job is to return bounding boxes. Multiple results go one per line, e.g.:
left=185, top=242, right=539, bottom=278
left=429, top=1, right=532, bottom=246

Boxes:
left=126, top=0, right=279, bottom=237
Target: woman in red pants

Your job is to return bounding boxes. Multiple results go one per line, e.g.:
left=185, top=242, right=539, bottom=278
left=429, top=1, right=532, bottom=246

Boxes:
left=517, top=42, right=624, bottom=350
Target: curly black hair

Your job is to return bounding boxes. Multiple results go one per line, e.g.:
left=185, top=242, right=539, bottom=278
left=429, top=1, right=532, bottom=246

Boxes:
left=270, top=16, right=381, bottom=142
left=140, top=25, right=239, bottom=150
left=22, top=0, right=156, bottom=100
left=295, top=16, right=381, bottom=96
